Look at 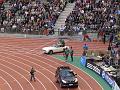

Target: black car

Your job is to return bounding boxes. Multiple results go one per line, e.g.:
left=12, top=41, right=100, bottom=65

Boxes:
left=55, top=66, right=78, bottom=88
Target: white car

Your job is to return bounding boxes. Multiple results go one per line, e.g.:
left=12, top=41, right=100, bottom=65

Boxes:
left=42, top=44, right=69, bottom=54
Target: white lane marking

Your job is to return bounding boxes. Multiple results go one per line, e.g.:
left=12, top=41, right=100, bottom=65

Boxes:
left=0, top=59, right=46, bottom=90
left=0, top=39, right=102, bottom=90
left=0, top=63, right=35, bottom=90
left=0, top=39, right=57, bottom=51
left=0, top=52, right=58, bottom=90
left=0, top=76, right=12, bottom=90
left=0, top=69, right=23, bottom=90
left=0, top=49, right=82, bottom=90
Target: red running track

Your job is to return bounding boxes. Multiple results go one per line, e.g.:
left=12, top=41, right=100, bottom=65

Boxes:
left=0, top=37, right=108, bottom=90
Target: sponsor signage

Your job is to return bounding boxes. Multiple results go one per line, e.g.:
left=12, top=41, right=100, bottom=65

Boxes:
left=84, top=57, right=120, bottom=89
left=86, top=62, right=101, bottom=75
left=113, top=82, right=120, bottom=90
left=102, top=70, right=115, bottom=88
left=85, top=59, right=116, bottom=88
left=80, top=56, right=87, bottom=66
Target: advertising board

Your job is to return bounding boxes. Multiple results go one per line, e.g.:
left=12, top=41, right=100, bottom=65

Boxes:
left=81, top=57, right=120, bottom=90
left=102, top=70, right=115, bottom=88
left=86, top=62, right=101, bottom=75
left=80, top=56, right=87, bottom=66
left=85, top=60, right=116, bottom=89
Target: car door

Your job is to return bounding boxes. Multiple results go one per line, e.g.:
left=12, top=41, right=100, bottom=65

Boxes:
left=54, top=45, right=64, bottom=52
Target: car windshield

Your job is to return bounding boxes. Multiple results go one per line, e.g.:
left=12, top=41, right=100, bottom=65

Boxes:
left=60, top=70, right=74, bottom=77
left=52, top=44, right=59, bottom=47
left=53, top=44, right=62, bottom=47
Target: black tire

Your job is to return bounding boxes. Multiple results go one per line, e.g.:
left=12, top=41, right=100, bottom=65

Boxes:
left=75, top=85, right=78, bottom=88
left=60, top=83, right=63, bottom=88
left=49, top=50, right=53, bottom=55
left=56, top=79, right=59, bottom=83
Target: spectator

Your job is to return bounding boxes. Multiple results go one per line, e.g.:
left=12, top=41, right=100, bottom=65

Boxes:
left=116, top=47, right=120, bottom=65
left=83, top=43, right=88, bottom=51
left=58, top=39, right=65, bottom=47
left=83, top=43, right=89, bottom=55
left=30, top=67, right=36, bottom=82
left=0, top=0, right=4, bottom=5
left=111, top=46, right=116, bottom=58
left=82, top=29, right=87, bottom=41
left=0, top=0, right=119, bottom=37
left=109, top=33, right=114, bottom=46
left=103, top=32, right=106, bottom=44
left=90, top=56, right=94, bottom=63
left=63, top=0, right=119, bottom=38
left=59, top=25, right=65, bottom=36
left=0, top=0, right=67, bottom=35
left=69, top=46, right=74, bottom=62
left=64, top=47, right=69, bottom=62
left=108, top=44, right=112, bottom=54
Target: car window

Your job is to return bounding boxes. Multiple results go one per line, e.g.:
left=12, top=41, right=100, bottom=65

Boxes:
left=60, top=70, right=74, bottom=77
left=59, top=45, right=63, bottom=47
left=53, top=44, right=60, bottom=48
left=57, top=44, right=61, bottom=47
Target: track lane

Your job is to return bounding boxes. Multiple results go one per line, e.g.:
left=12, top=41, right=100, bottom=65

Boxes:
left=0, top=52, right=58, bottom=90
left=0, top=48, right=78, bottom=90
left=0, top=58, right=46, bottom=90
left=0, top=37, right=107, bottom=90
left=0, top=52, right=81, bottom=90
left=0, top=45, right=98, bottom=90
left=0, top=67, right=23, bottom=90
left=0, top=38, right=57, bottom=49
left=0, top=76, right=12, bottom=90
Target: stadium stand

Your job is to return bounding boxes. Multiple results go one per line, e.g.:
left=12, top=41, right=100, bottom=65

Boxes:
left=1, top=0, right=119, bottom=37
left=0, top=0, right=67, bottom=35
left=60, top=0, right=120, bottom=36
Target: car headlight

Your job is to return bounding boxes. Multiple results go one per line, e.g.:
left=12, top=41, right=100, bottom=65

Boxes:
left=62, top=80, right=67, bottom=83
left=75, top=78, right=78, bottom=82
left=42, top=50, right=47, bottom=52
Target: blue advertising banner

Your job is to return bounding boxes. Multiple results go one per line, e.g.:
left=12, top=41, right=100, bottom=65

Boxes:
left=113, top=82, right=120, bottom=90
left=80, top=56, right=86, bottom=66
left=85, top=60, right=116, bottom=89
left=86, top=62, right=101, bottom=75
left=102, top=70, right=115, bottom=88
left=83, top=56, right=120, bottom=90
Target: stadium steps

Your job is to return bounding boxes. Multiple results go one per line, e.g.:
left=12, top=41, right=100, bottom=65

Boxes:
left=54, top=2, right=75, bottom=35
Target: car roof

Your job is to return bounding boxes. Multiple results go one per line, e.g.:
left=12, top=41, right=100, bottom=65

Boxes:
left=59, top=69, right=74, bottom=77
left=58, top=66, right=71, bottom=70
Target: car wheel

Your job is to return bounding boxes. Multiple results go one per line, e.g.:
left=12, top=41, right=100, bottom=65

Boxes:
left=56, top=79, right=59, bottom=83
left=75, top=85, right=78, bottom=88
left=60, top=83, right=63, bottom=88
left=49, top=50, right=53, bottom=55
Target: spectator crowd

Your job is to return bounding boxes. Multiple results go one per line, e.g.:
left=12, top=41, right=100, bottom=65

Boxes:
left=0, top=0, right=67, bottom=35
left=0, top=0, right=119, bottom=37
left=60, top=0, right=120, bottom=36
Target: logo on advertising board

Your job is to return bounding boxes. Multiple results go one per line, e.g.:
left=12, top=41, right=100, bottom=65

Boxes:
left=86, top=62, right=101, bottom=75
left=113, top=82, right=120, bottom=90
left=102, top=70, right=115, bottom=88
left=80, top=56, right=86, bottom=66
